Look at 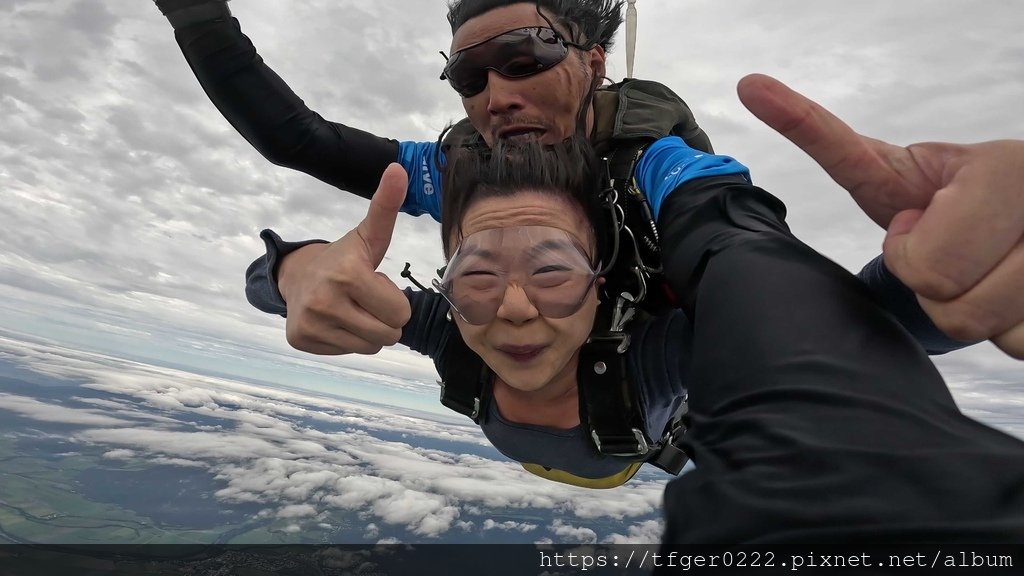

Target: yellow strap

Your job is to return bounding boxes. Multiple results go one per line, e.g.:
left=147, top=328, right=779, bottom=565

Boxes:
left=520, top=461, right=643, bottom=489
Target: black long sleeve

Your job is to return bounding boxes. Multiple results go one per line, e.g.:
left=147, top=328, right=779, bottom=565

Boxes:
left=170, top=8, right=400, bottom=198
left=653, top=175, right=1024, bottom=544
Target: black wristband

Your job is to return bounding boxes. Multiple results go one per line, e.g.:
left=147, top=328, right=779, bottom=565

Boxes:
left=159, top=0, right=231, bottom=30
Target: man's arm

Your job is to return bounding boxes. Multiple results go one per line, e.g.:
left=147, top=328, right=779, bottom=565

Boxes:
left=856, top=256, right=973, bottom=354
left=634, top=138, right=967, bottom=354
left=156, top=0, right=399, bottom=198
left=738, top=73, right=1024, bottom=359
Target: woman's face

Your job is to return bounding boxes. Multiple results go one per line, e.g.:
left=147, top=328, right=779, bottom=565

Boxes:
left=448, top=191, right=601, bottom=396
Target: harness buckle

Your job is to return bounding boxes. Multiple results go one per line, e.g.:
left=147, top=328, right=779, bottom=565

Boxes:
left=438, top=381, right=481, bottom=421
left=610, top=292, right=637, bottom=333
left=590, top=428, right=650, bottom=457
left=586, top=331, right=631, bottom=355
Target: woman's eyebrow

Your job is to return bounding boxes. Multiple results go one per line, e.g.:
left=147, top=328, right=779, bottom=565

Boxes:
left=526, top=238, right=582, bottom=259
left=456, top=247, right=494, bottom=261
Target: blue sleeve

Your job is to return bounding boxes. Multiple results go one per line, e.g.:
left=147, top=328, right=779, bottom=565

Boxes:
left=857, top=255, right=973, bottom=355
left=397, top=141, right=444, bottom=221
left=634, top=136, right=751, bottom=221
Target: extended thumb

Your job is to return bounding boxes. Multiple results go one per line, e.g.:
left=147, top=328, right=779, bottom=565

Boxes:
left=359, top=163, right=408, bottom=268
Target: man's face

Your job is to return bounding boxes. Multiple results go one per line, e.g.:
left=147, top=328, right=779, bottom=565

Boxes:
left=449, top=3, right=606, bottom=146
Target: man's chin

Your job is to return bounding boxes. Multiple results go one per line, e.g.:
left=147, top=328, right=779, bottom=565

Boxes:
left=500, top=132, right=545, bottom=144
left=495, top=126, right=572, bottom=145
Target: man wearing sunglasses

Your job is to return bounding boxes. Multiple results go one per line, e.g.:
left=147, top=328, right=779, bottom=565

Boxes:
left=154, top=0, right=1024, bottom=360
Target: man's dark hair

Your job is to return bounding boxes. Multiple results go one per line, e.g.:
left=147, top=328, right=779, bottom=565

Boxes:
left=440, top=136, right=610, bottom=263
left=447, top=0, right=625, bottom=52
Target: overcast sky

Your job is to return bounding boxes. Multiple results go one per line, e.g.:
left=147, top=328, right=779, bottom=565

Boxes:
left=1, top=0, right=1022, bottom=425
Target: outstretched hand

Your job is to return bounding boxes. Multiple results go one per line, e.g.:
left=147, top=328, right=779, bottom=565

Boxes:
left=737, top=74, right=1024, bottom=359
left=278, top=164, right=412, bottom=355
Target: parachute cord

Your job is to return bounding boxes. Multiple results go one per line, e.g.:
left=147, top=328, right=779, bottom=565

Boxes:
left=401, top=263, right=432, bottom=292
left=626, top=0, right=637, bottom=78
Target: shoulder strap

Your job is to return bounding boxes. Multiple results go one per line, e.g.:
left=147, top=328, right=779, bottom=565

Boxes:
left=601, top=142, right=678, bottom=315
left=577, top=285, right=692, bottom=475
left=576, top=325, right=690, bottom=475
left=438, top=318, right=492, bottom=424
left=592, top=79, right=714, bottom=156
left=577, top=326, right=653, bottom=458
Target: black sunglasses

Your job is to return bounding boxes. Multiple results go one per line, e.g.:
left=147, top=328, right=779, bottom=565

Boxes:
left=440, top=27, right=580, bottom=98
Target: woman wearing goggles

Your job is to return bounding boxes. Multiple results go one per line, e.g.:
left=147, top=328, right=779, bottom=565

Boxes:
left=433, top=226, right=600, bottom=326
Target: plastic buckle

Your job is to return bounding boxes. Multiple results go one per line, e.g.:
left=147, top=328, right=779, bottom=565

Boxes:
left=587, top=332, right=631, bottom=355
left=591, top=428, right=650, bottom=457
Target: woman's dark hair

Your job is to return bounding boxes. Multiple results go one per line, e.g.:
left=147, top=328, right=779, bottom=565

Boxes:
left=440, top=136, right=610, bottom=265
left=447, top=0, right=624, bottom=52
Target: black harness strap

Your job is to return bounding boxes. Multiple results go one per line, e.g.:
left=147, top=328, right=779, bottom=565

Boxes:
left=577, top=323, right=690, bottom=475
left=606, top=141, right=680, bottom=313
left=578, top=328, right=652, bottom=457
left=575, top=144, right=691, bottom=475
left=651, top=401, right=689, bottom=474
left=438, top=322, right=492, bottom=424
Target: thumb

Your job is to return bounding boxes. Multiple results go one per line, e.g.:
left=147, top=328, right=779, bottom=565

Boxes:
left=357, top=163, right=408, bottom=268
left=886, top=209, right=925, bottom=240
left=882, top=208, right=925, bottom=281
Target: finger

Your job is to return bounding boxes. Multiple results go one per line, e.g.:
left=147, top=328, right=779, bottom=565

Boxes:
left=358, top=163, right=409, bottom=268
left=885, top=208, right=924, bottom=238
left=286, top=321, right=389, bottom=356
left=736, top=74, right=877, bottom=181
left=286, top=303, right=403, bottom=354
left=884, top=163, right=1024, bottom=300
left=348, top=271, right=413, bottom=329
left=992, top=322, right=1024, bottom=361
left=915, top=240, right=1024, bottom=343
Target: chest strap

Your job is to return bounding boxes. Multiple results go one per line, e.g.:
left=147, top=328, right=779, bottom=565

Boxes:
left=577, top=327, right=690, bottom=475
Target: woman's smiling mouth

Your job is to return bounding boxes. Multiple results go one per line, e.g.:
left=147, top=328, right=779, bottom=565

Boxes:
left=497, top=344, right=547, bottom=362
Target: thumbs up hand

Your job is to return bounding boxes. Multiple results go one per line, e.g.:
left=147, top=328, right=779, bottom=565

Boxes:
left=278, top=164, right=414, bottom=355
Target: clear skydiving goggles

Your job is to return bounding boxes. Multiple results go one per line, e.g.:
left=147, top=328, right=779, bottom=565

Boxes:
left=432, top=226, right=601, bottom=325
left=440, top=27, right=583, bottom=98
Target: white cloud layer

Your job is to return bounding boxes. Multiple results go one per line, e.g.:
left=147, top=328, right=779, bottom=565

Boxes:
left=0, top=335, right=666, bottom=542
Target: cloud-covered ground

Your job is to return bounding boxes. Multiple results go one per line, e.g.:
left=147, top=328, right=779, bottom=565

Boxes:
left=0, top=334, right=667, bottom=543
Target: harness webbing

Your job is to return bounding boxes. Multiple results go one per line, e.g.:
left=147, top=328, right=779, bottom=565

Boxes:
left=578, top=330, right=650, bottom=457
left=438, top=325, right=492, bottom=424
